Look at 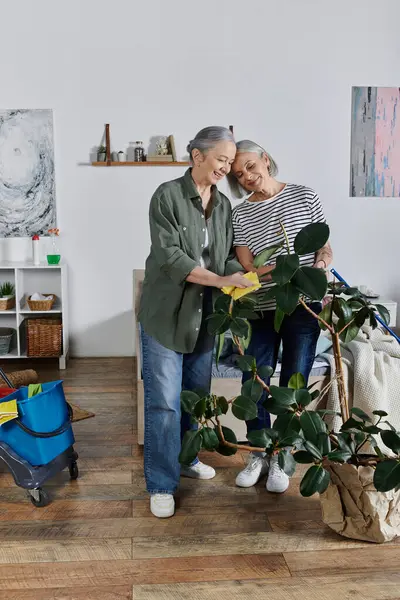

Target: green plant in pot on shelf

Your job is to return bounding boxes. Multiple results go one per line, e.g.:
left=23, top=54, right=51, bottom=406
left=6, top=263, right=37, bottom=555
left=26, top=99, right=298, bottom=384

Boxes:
left=0, top=282, right=15, bottom=299
left=97, top=145, right=107, bottom=162
left=179, top=222, right=400, bottom=544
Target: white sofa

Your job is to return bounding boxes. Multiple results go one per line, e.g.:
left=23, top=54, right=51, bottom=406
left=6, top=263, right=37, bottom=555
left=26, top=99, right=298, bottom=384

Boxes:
left=133, top=269, right=330, bottom=444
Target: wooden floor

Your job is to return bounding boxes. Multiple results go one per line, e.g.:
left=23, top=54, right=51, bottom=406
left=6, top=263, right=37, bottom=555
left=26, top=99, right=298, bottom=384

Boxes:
left=0, top=358, right=400, bottom=599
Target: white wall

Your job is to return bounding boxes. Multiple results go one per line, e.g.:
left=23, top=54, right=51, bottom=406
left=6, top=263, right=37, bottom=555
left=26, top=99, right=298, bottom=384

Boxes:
left=0, top=0, right=399, bottom=356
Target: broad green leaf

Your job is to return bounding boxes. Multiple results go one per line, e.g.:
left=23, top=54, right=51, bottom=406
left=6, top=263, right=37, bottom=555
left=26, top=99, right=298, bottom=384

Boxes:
left=230, top=317, right=249, bottom=337
left=215, top=332, right=225, bottom=369
left=369, top=312, right=378, bottom=329
left=374, top=459, right=400, bottom=492
left=201, top=427, right=219, bottom=450
left=253, top=243, right=282, bottom=268
left=326, top=450, right=351, bottom=463
left=216, top=396, right=229, bottom=415
left=294, top=450, right=315, bottom=464
left=341, top=417, right=365, bottom=432
left=336, top=433, right=354, bottom=454
left=242, top=320, right=252, bottom=350
left=338, top=321, right=360, bottom=344
left=257, top=365, right=274, bottom=379
left=232, top=395, right=258, bottom=421
left=247, top=429, right=273, bottom=449
left=375, top=304, right=390, bottom=326
left=318, top=303, right=333, bottom=330
left=241, top=378, right=263, bottom=403
left=216, top=426, right=238, bottom=456
left=294, top=223, right=330, bottom=255
left=292, top=266, right=327, bottom=301
left=272, top=254, right=300, bottom=286
left=181, top=390, right=201, bottom=415
left=273, top=413, right=301, bottom=436
left=207, top=313, right=231, bottom=335
left=193, top=398, right=207, bottom=419
left=295, top=389, right=313, bottom=408
left=263, top=396, right=295, bottom=415
left=373, top=410, right=388, bottom=417
left=311, top=390, right=320, bottom=401
left=275, top=282, right=300, bottom=315
left=288, top=372, right=306, bottom=390
left=179, top=430, right=202, bottom=465
left=214, top=294, right=232, bottom=314
left=303, top=440, right=323, bottom=460
left=262, top=287, right=278, bottom=303
left=381, top=430, right=400, bottom=454
left=354, top=306, right=370, bottom=328
left=350, top=407, right=372, bottom=422
left=270, top=386, right=296, bottom=407
left=236, top=355, right=256, bottom=372
left=278, top=449, right=297, bottom=476
left=279, top=434, right=304, bottom=449
left=300, top=464, right=330, bottom=497
left=300, top=411, right=327, bottom=446
left=274, top=306, right=285, bottom=332
left=333, top=297, right=353, bottom=322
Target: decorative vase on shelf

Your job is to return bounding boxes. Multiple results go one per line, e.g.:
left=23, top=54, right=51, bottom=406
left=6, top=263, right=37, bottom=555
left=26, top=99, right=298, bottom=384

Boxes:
left=47, top=228, right=61, bottom=265
left=32, top=234, right=40, bottom=265
left=118, top=151, right=126, bottom=162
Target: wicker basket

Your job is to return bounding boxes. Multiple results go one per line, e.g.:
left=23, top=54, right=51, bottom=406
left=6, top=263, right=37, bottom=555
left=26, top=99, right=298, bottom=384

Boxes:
left=0, top=327, right=15, bottom=355
left=27, top=294, right=56, bottom=311
left=26, top=319, right=62, bottom=357
left=0, top=296, right=16, bottom=311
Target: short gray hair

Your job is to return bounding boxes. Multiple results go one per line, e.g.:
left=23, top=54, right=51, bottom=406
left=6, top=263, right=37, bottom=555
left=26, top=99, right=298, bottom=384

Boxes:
left=227, top=139, right=279, bottom=199
left=186, top=126, right=235, bottom=163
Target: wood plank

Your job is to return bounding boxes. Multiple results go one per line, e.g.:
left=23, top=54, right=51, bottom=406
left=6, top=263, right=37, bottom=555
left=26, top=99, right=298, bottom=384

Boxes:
left=73, top=445, right=134, bottom=458
left=78, top=457, right=141, bottom=471
left=0, top=539, right=132, bottom=563
left=0, top=500, right=132, bottom=521
left=284, top=546, right=400, bottom=576
left=131, top=572, right=400, bottom=600
left=0, top=586, right=132, bottom=600
left=0, top=484, right=145, bottom=503
left=0, top=554, right=290, bottom=589
left=0, top=471, right=132, bottom=487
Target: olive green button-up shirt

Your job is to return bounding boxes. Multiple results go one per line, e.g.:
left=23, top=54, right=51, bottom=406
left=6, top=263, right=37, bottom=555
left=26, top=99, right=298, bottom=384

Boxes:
left=138, top=168, right=242, bottom=353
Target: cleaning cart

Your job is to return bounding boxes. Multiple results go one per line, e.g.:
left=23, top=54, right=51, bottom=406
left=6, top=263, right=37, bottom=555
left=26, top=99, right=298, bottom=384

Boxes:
left=0, top=367, right=78, bottom=507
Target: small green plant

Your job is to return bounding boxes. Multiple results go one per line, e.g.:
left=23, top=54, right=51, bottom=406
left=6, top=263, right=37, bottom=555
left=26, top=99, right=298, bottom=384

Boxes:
left=179, top=222, right=398, bottom=496
left=98, top=145, right=106, bottom=153
left=0, top=282, right=15, bottom=297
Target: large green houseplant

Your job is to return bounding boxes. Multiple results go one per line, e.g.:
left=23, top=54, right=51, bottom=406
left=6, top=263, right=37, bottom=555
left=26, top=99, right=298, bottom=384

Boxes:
left=179, top=222, right=400, bottom=543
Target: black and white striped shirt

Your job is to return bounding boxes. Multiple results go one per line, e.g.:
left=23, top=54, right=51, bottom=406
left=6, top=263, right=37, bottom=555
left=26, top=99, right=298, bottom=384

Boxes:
left=232, top=183, right=326, bottom=311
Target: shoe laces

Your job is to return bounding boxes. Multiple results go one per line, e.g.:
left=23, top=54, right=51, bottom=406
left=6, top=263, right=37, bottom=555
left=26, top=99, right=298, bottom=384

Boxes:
left=153, top=493, right=172, bottom=504
left=269, top=455, right=287, bottom=478
left=244, top=454, right=263, bottom=473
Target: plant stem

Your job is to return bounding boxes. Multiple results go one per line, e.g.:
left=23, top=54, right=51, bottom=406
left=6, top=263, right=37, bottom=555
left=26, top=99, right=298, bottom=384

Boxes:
left=299, top=297, right=333, bottom=332
left=280, top=221, right=291, bottom=253
left=232, top=334, right=270, bottom=394
left=214, top=414, right=265, bottom=453
left=331, top=332, right=350, bottom=422
left=338, top=316, right=356, bottom=335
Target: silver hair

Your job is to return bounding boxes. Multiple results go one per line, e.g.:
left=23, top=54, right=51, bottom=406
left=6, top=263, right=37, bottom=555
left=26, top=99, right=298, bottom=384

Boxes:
left=227, top=139, right=279, bottom=199
left=186, top=126, right=235, bottom=163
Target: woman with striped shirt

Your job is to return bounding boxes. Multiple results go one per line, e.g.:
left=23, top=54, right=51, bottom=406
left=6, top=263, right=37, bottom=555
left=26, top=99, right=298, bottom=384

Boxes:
left=228, top=139, right=333, bottom=493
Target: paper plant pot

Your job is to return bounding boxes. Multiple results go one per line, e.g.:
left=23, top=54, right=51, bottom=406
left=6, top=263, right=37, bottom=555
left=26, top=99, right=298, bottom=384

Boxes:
left=320, top=462, right=400, bottom=543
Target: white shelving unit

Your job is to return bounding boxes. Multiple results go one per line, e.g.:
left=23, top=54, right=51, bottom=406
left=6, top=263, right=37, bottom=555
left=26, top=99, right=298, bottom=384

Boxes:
left=0, top=262, right=68, bottom=369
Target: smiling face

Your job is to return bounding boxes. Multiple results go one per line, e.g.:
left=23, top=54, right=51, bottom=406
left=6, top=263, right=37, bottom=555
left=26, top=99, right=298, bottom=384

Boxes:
left=192, top=140, right=236, bottom=185
left=231, top=151, right=272, bottom=193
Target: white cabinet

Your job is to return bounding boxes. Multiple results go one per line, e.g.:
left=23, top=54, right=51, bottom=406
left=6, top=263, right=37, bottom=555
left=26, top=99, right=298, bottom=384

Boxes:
left=0, top=262, right=68, bottom=369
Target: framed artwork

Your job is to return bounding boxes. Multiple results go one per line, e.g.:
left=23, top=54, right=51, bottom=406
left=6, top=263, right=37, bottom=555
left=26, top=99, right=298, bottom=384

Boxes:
left=350, top=87, right=400, bottom=197
left=0, top=109, right=57, bottom=237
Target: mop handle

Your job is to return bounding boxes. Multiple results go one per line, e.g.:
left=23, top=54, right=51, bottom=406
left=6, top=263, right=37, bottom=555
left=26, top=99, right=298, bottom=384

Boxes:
left=0, top=366, right=14, bottom=389
left=330, top=268, right=400, bottom=344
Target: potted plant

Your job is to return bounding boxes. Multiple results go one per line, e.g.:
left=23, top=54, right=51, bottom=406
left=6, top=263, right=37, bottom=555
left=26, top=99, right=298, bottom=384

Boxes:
left=0, top=282, right=16, bottom=310
left=97, top=145, right=107, bottom=162
left=179, top=222, right=400, bottom=543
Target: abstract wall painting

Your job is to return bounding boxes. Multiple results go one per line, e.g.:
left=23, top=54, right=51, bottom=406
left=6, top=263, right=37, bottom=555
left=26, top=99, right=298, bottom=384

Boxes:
left=350, top=87, right=400, bottom=197
left=0, top=109, right=57, bottom=237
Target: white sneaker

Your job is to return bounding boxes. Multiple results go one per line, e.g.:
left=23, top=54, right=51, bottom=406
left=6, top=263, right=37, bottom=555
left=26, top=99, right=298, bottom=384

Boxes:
left=235, top=453, right=269, bottom=488
left=181, top=461, right=216, bottom=480
left=266, top=455, right=290, bottom=493
left=150, top=493, right=175, bottom=518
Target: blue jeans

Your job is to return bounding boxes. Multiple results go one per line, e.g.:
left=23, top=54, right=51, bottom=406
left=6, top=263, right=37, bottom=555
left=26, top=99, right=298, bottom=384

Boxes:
left=244, top=303, right=321, bottom=433
left=140, top=294, right=214, bottom=494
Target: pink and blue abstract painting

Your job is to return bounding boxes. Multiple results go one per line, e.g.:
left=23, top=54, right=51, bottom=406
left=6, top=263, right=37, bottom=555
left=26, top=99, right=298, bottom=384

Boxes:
left=350, top=87, right=400, bottom=197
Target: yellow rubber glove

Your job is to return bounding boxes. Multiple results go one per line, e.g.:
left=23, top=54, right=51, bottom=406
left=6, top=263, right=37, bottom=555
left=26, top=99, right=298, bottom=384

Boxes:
left=221, top=271, right=261, bottom=300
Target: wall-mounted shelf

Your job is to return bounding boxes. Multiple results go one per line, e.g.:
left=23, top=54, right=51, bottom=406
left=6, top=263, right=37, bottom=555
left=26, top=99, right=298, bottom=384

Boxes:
left=92, top=161, right=190, bottom=167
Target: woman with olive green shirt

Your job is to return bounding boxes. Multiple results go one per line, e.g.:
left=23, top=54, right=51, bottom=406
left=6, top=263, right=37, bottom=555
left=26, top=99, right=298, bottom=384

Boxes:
left=138, top=126, right=251, bottom=518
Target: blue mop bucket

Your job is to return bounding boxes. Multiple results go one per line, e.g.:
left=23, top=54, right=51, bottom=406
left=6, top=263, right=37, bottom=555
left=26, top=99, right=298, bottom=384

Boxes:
left=0, top=381, right=74, bottom=466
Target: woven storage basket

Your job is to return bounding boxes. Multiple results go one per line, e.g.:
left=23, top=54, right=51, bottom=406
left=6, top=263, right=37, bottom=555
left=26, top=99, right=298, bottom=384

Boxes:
left=26, top=319, right=62, bottom=357
left=0, top=327, right=15, bottom=355
left=0, top=296, right=15, bottom=311
left=27, top=294, right=56, bottom=311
